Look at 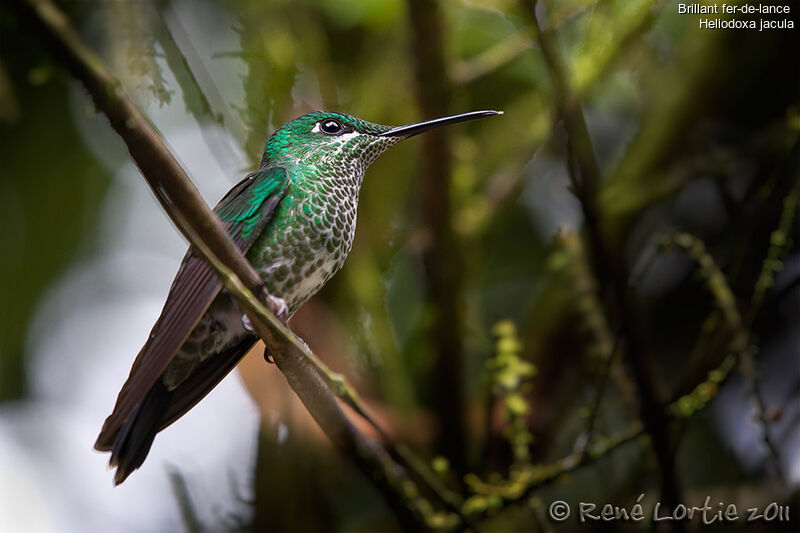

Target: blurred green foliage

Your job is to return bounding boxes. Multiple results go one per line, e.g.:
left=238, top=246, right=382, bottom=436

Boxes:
left=0, top=25, right=109, bottom=399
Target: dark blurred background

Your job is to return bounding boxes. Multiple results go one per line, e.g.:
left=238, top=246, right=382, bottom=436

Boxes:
left=0, top=0, right=797, bottom=531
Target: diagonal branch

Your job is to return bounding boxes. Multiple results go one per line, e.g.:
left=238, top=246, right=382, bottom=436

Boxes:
left=10, top=0, right=437, bottom=528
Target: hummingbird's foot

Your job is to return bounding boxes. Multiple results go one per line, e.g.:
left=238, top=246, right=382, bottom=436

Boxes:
left=241, top=313, right=255, bottom=333
left=264, top=335, right=310, bottom=364
left=241, top=294, right=288, bottom=364
left=266, top=294, right=290, bottom=324
left=240, top=294, right=289, bottom=333
left=296, top=336, right=311, bottom=352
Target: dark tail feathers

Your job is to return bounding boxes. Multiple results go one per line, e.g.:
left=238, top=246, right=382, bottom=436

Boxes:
left=103, top=337, right=256, bottom=485
left=109, top=380, right=170, bottom=485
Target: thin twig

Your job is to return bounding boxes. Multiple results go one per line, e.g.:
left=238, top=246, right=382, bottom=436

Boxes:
left=578, top=332, right=622, bottom=457
left=464, top=423, right=645, bottom=516
left=450, top=30, right=533, bottom=84
left=166, top=466, right=205, bottom=533
left=749, top=185, right=799, bottom=319
left=660, top=231, right=790, bottom=485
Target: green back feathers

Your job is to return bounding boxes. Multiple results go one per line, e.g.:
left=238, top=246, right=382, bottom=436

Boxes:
left=215, top=166, right=289, bottom=242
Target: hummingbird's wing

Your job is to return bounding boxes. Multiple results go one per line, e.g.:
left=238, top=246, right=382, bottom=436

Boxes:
left=95, top=166, right=289, bottom=452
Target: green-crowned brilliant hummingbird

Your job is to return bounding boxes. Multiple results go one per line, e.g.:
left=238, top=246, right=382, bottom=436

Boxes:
left=95, top=109, right=502, bottom=484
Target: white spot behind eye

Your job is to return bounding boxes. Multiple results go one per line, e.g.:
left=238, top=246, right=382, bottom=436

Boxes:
left=337, top=132, right=359, bottom=142
left=310, top=123, right=322, bottom=133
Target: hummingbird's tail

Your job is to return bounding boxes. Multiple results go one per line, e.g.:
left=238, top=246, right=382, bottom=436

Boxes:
left=101, top=337, right=257, bottom=485
left=109, top=380, right=169, bottom=485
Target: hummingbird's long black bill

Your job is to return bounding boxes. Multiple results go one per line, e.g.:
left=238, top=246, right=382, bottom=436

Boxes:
left=378, top=110, right=503, bottom=138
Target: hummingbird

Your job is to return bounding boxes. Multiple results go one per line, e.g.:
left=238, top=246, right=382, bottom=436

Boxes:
left=95, top=109, right=502, bottom=484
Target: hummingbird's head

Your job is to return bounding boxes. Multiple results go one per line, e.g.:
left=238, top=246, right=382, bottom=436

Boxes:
left=260, top=111, right=397, bottom=171
left=259, top=110, right=502, bottom=179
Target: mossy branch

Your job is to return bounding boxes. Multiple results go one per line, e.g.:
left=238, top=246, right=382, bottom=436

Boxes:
left=463, top=423, right=645, bottom=517
left=658, top=229, right=793, bottom=485
left=750, top=186, right=799, bottom=317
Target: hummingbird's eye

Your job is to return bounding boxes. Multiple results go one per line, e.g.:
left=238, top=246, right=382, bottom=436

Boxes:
left=320, top=119, right=344, bottom=135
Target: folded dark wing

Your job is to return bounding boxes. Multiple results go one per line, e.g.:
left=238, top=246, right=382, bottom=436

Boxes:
left=95, top=166, right=289, bottom=450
